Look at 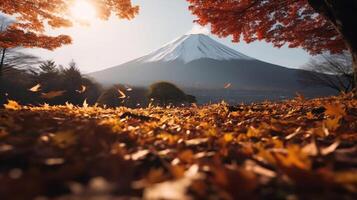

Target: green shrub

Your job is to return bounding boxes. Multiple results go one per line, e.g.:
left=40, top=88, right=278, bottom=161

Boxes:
left=148, top=82, right=196, bottom=106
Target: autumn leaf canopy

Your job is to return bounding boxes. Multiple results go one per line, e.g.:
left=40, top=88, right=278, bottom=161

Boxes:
left=187, top=0, right=346, bottom=55
left=0, top=0, right=139, bottom=50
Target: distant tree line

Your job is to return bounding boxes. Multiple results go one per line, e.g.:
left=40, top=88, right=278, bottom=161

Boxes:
left=0, top=56, right=196, bottom=107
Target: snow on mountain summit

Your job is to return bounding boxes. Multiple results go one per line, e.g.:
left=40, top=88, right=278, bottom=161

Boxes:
left=136, top=34, right=253, bottom=64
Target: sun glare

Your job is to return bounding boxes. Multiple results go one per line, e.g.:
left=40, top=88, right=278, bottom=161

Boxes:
left=70, top=0, right=96, bottom=22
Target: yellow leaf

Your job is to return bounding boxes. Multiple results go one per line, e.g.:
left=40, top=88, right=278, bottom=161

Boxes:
left=29, top=84, right=41, bottom=92
left=223, top=133, right=234, bottom=143
left=4, top=100, right=21, bottom=110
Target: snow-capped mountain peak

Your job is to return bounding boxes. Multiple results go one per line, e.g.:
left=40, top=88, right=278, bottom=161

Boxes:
left=136, top=34, right=253, bottom=64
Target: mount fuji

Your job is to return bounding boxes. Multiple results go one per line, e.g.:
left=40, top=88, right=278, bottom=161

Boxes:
left=89, top=34, right=334, bottom=102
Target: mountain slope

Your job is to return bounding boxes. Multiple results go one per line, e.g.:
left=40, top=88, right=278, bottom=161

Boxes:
left=89, top=34, right=335, bottom=103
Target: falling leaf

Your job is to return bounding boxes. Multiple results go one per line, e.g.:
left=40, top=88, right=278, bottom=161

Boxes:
left=224, top=83, right=232, bottom=89
left=41, top=90, right=65, bottom=99
left=4, top=100, right=21, bottom=110
left=76, top=85, right=86, bottom=93
left=125, top=85, right=133, bottom=91
left=118, top=89, right=127, bottom=99
left=29, top=84, right=41, bottom=92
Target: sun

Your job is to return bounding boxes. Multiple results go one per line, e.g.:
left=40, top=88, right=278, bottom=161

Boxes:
left=70, top=0, right=96, bottom=21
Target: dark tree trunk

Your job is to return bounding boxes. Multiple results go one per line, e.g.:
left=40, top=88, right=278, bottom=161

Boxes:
left=0, top=48, right=6, bottom=77
left=308, top=0, right=357, bottom=91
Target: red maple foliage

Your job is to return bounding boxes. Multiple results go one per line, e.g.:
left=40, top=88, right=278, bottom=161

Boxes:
left=187, top=0, right=357, bottom=85
left=0, top=0, right=139, bottom=50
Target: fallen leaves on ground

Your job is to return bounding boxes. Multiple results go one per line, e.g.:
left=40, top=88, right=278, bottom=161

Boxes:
left=0, top=93, right=356, bottom=200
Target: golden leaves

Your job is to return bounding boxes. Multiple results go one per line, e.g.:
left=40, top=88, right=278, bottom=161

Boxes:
left=0, top=93, right=356, bottom=199
left=4, top=100, right=21, bottom=110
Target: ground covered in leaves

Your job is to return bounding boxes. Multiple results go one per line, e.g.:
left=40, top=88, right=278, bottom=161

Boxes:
left=0, top=94, right=357, bottom=200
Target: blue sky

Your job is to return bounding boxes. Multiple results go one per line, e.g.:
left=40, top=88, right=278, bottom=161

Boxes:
left=30, top=0, right=313, bottom=73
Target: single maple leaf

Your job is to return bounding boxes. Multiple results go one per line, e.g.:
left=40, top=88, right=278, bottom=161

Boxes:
left=324, top=103, right=346, bottom=118
left=29, top=84, right=41, bottom=92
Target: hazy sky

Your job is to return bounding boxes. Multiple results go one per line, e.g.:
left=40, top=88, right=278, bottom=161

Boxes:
left=29, top=0, right=313, bottom=73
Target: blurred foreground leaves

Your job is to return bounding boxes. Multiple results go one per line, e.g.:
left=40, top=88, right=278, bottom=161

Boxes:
left=0, top=93, right=356, bottom=200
